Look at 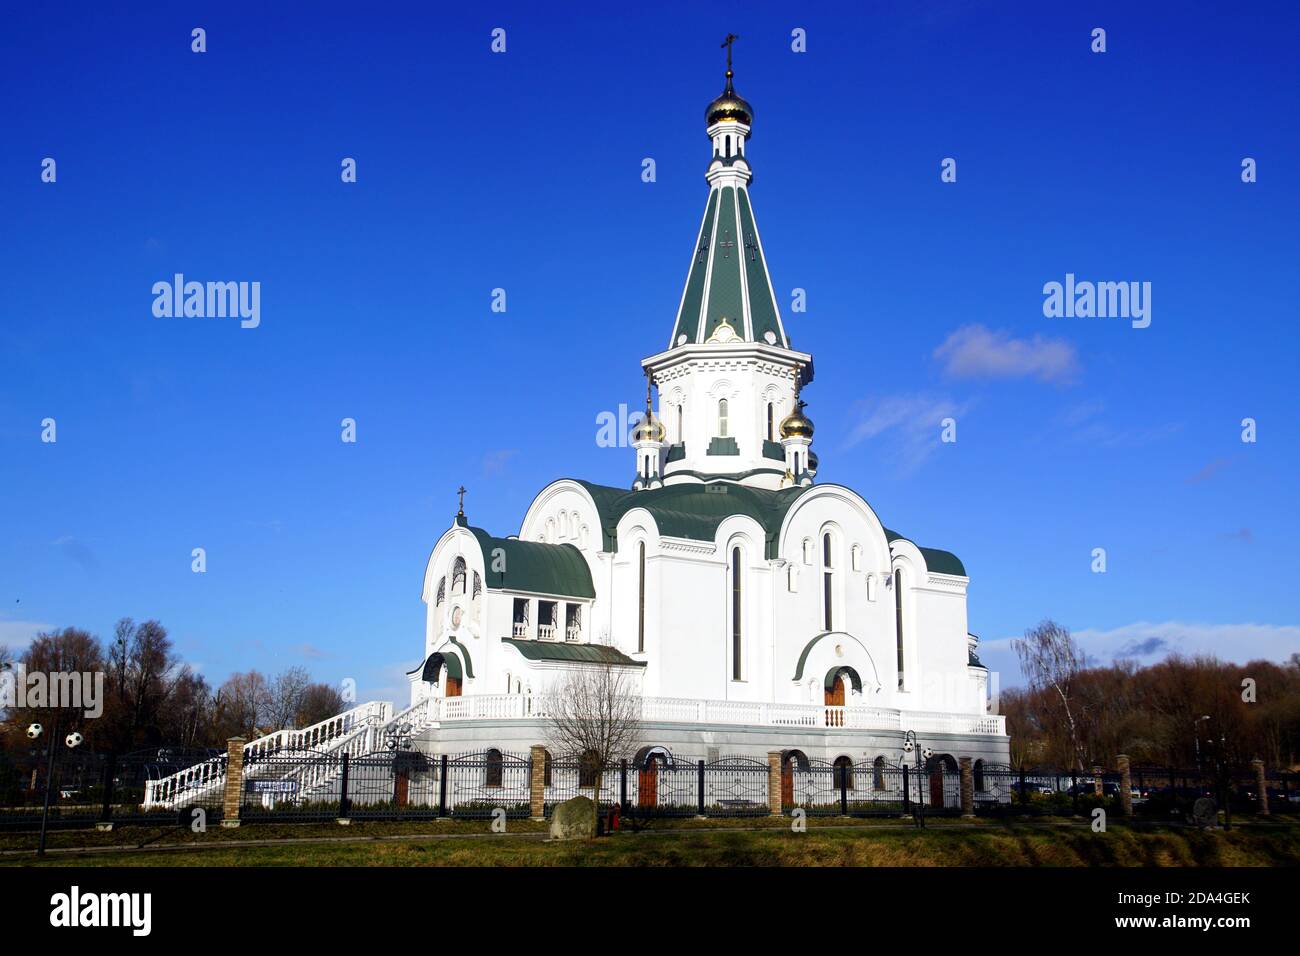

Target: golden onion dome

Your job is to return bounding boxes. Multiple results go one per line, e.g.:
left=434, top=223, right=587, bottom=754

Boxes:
left=706, top=73, right=753, bottom=127
left=631, top=410, right=666, bottom=443
left=779, top=400, right=814, bottom=440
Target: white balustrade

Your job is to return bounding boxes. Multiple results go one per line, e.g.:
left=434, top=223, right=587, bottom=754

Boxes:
left=429, top=693, right=1005, bottom=736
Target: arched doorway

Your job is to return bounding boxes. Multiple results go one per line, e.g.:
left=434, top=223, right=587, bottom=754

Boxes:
left=420, top=651, right=463, bottom=697
left=833, top=756, right=854, bottom=791
left=634, top=746, right=673, bottom=808
left=927, top=754, right=958, bottom=808
left=639, top=754, right=659, bottom=807
left=822, top=666, right=862, bottom=727
left=392, top=751, right=428, bottom=807
left=781, top=749, right=809, bottom=808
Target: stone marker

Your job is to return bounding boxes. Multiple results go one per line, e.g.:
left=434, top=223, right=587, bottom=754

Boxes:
left=549, top=795, right=597, bottom=841
left=1191, top=797, right=1218, bottom=828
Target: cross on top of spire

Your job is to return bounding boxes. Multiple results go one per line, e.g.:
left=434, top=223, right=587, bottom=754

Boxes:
left=721, top=33, right=739, bottom=80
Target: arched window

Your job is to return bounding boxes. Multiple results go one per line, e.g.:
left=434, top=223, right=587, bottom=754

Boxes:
left=833, top=756, right=854, bottom=790
left=637, top=542, right=646, bottom=653
left=485, top=749, right=503, bottom=788
left=451, top=557, right=466, bottom=596
left=730, top=546, right=743, bottom=680
left=718, top=398, right=729, bottom=438
left=676, top=404, right=683, bottom=443
left=873, top=756, right=887, bottom=791
left=973, top=759, right=985, bottom=792
left=895, top=568, right=906, bottom=690
left=766, top=402, right=775, bottom=441
left=542, top=749, right=553, bottom=787
left=472, top=571, right=482, bottom=601
left=822, top=533, right=834, bottom=631
left=435, top=577, right=446, bottom=607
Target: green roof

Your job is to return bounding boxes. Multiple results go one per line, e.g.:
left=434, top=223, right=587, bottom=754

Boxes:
left=501, top=638, right=646, bottom=667
left=884, top=528, right=967, bottom=577
left=531, top=488, right=966, bottom=576
left=670, top=184, right=788, bottom=349
left=468, top=527, right=595, bottom=598
left=575, top=480, right=807, bottom=559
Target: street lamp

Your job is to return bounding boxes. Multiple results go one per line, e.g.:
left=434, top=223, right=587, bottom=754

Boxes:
left=30, top=720, right=84, bottom=857
left=902, top=730, right=933, bottom=828
left=1194, top=715, right=1211, bottom=771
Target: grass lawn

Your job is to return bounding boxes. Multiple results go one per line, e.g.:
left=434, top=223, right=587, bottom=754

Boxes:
left=5, top=819, right=1299, bottom=867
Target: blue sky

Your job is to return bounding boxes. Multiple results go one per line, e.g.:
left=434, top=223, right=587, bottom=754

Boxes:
left=2, top=1, right=1298, bottom=702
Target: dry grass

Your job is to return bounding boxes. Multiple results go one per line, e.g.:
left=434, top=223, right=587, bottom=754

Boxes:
left=6, top=821, right=1298, bottom=868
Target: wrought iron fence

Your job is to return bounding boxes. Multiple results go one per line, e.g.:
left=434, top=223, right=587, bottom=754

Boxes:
left=0, top=747, right=225, bottom=830
left=3, top=744, right=1294, bottom=829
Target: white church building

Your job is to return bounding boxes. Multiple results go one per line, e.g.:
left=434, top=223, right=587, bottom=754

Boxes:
left=402, top=58, right=1009, bottom=770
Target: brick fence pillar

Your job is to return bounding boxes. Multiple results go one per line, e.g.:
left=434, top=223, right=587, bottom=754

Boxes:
left=1092, top=766, right=1104, bottom=798
left=221, top=737, right=246, bottom=828
left=767, top=751, right=783, bottom=816
left=1252, top=759, right=1269, bottom=817
left=529, top=744, right=547, bottom=820
left=1117, top=754, right=1133, bottom=817
left=959, top=757, right=975, bottom=817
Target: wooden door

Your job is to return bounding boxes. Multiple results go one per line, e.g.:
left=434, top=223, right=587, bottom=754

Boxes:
left=824, top=678, right=845, bottom=726
left=446, top=676, right=462, bottom=697
left=638, top=757, right=658, bottom=807
left=781, top=760, right=794, bottom=807
left=929, top=769, right=944, bottom=808
left=394, top=770, right=409, bottom=807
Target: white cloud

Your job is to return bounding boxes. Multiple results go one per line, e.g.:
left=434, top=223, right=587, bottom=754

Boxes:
left=0, top=618, right=53, bottom=652
left=982, top=621, right=1300, bottom=677
left=482, top=449, right=519, bottom=477
left=844, top=393, right=968, bottom=473
left=934, top=324, right=1079, bottom=384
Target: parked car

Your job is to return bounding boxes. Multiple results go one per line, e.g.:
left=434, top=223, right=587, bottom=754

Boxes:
left=1010, top=781, right=1054, bottom=796
left=1068, top=781, right=1121, bottom=797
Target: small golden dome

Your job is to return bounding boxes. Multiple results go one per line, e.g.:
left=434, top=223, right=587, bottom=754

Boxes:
left=779, top=400, right=814, bottom=440
left=632, top=410, right=666, bottom=443
left=706, top=73, right=753, bottom=127
left=807, top=450, right=819, bottom=472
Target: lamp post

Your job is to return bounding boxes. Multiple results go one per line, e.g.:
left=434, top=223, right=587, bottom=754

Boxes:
left=29, top=720, right=84, bottom=857
left=1193, top=714, right=1211, bottom=772
left=902, top=731, right=933, bottom=829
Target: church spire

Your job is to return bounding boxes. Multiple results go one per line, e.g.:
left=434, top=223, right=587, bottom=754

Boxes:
left=668, top=38, right=786, bottom=351
left=643, top=44, right=814, bottom=492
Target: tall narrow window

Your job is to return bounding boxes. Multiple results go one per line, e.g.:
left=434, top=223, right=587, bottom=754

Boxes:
left=637, top=542, right=646, bottom=653
left=895, top=568, right=906, bottom=689
left=822, top=533, right=834, bottom=631
left=731, top=547, right=743, bottom=680
left=766, top=402, right=774, bottom=441
left=676, top=405, right=683, bottom=443
left=718, top=398, right=729, bottom=437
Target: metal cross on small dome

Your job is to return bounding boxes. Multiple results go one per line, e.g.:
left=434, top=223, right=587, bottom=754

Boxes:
left=721, top=33, right=739, bottom=72
left=456, top=485, right=466, bottom=517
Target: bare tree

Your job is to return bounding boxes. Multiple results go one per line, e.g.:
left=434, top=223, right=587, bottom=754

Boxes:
left=296, top=682, right=345, bottom=728
left=1012, top=619, right=1088, bottom=771
left=546, top=664, right=643, bottom=809
left=265, top=666, right=313, bottom=731
left=214, top=670, right=271, bottom=739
